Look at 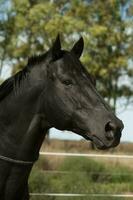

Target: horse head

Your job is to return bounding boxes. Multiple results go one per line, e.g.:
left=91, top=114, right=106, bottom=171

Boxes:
left=44, top=35, right=124, bottom=150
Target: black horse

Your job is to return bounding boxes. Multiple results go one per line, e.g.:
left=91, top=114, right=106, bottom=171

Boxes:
left=0, top=35, right=123, bottom=200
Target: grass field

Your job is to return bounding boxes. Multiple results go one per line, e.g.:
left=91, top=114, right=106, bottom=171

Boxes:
left=29, top=139, right=133, bottom=200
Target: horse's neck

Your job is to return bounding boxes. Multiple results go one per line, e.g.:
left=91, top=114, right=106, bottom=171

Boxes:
left=0, top=66, right=48, bottom=160
left=17, top=114, right=48, bottom=162
left=19, top=64, right=49, bottom=160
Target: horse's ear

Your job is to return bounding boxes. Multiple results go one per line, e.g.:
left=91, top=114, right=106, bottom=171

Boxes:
left=71, top=37, right=84, bottom=58
left=51, top=34, right=61, bottom=60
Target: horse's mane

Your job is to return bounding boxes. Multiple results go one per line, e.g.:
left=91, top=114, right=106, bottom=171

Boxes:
left=0, top=52, right=48, bottom=101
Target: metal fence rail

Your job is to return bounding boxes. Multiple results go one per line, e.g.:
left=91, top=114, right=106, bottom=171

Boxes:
left=36, top=170, right=133, bottom=176
left=30, top=193, right=133, bottom=198
left=40, top=151, right=133, bottom=159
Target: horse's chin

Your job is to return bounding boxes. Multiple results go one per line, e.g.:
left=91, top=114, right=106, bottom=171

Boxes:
left=81, top=133, right=106, bottom=150
left=72, top=128, right=121, bottom=150
left=91, top=135, right=109, bottom=150
left=85, top=134, right=120, bottom=150
left=74, top=130, right=120, bottom=150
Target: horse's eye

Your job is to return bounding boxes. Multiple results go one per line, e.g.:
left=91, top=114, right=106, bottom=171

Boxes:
left=62, top=79, right=73, bottom=86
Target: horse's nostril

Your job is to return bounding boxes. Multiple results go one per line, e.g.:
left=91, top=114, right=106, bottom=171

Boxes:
left=105, top=121, right=116, bottom=132
left=105, top=121, right=116, bottom=140
left=105, top=121, right=122, bottom=141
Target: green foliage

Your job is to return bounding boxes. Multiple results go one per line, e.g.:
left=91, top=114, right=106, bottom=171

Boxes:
left=29, top=167, right=54, bottom=200
left=29, top=167, right=49, bottom=193
left=0, top=0, right=133, bottom=111
left=29, top=157, right=133, bottom=200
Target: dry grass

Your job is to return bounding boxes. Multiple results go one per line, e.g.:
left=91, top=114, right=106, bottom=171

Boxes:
left=40, top=139, right=133, bottom=169
left=41, top=139, right=133, bottom=153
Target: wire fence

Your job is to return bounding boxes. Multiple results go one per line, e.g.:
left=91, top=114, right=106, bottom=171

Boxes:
left=34, top=169, right=133, bottom=176
left=30, top=151, right=133, bottom=198
left=30, top=193, right=133, bottom=198
left=40, top=151, right=133, bottom=159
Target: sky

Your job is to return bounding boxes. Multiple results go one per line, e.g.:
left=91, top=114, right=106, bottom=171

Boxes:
left=118, top=109, right=133, bottom=142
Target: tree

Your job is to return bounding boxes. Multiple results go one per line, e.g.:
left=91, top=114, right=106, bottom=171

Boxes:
left=79, top=0, right=133, bottom=112
left=0, top=0, right=132, bottom=113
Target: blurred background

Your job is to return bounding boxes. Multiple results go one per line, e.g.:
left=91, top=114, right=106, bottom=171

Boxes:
left=0, top=0, right=133, bottom=199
